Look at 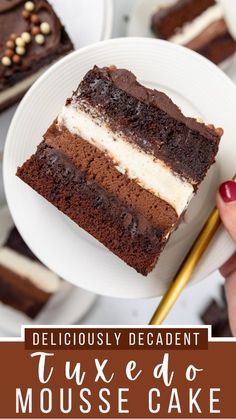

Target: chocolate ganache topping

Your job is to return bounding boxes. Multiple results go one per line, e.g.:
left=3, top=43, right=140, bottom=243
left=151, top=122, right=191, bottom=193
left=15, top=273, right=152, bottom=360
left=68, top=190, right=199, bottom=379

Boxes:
left=0, top=0, right=72, bottom=90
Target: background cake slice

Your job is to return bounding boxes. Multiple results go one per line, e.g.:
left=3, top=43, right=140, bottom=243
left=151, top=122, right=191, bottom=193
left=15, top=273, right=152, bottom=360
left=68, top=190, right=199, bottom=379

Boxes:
left=0, top=227, right=61, bottom=318
left=17, top=66, right=223, bottom=276
left=151, top=0, right=236, bottom=64
left=0, top=0, right=73, bottom=112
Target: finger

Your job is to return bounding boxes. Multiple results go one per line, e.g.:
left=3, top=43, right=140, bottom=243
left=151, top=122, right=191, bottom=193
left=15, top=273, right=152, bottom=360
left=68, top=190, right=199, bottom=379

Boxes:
left=220, top=252, right=236, bottom=278
left=216, top=181, right=236, bottom=243
left=225, top=272, right=236, bottom=337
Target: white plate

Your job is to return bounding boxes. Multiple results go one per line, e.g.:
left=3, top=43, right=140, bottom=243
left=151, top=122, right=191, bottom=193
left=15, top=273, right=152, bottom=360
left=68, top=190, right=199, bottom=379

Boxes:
left=3, top=37, right=236, bottom=299
left=49, top=0, right=114, bottom=49
left=127, top=0, right=236, bottom=72
left=0, top=206, right=96, bottom=336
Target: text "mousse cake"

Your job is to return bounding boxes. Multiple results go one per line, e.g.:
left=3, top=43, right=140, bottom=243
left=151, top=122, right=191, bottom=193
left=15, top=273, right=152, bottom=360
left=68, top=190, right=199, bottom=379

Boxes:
left=17, top=66, right=223, bottom=275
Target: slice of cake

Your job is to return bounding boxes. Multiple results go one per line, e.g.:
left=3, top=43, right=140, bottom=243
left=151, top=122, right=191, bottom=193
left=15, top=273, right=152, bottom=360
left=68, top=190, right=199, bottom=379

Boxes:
left=0, top=0, right=73, bottom=112
left=0, top=227, right=61, bottom=318
left=151, top=0, right=236, bottom=64
left=17, top=66, right=223, bottom=276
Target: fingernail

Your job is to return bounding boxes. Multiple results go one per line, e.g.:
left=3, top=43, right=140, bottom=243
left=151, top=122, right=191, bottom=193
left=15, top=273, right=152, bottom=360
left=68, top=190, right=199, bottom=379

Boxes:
left=219, top=181, right=236, bottom=203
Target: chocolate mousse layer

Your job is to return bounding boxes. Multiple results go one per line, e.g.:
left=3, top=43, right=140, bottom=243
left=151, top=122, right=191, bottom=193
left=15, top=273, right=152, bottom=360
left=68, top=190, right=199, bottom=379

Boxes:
left=17, top=141, right=170, bottom=275
left=45, top=123, right=179, bottom=233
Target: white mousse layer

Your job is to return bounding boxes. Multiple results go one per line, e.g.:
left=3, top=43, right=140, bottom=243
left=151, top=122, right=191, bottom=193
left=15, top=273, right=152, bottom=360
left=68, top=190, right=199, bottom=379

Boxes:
left=0, top=248, right=61, bottom=293
left=57, top=105, right=194, bottom=215
left=169, top=3, right=224, bottom=45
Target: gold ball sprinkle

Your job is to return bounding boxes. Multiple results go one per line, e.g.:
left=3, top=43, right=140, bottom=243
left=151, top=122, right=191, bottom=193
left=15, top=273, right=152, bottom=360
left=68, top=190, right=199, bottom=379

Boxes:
left=24, top=1, right=35, bottom=12
left=12, top=54, right=21, bottom=64
left=10, top=33, right=17, bottom=41
left=40, top=22, right=51, bottom=35
left=21, top=32, right=31, bottom=43
left=31, top=26, right=40, bottom=36
left=5, top=49, right=14, bottom=58
left=15, top=37, right=25, bottom=47
left=16, top=46, right=26, bottom=56
left=35, top=34, right=45, bottom=45
left=6, top=40, right=15, bottom=49
left=31, top=14, right=40, bottom=24
left=22, top=9, right=30, bottom=19
left=1, top=56, right=12, bottom=66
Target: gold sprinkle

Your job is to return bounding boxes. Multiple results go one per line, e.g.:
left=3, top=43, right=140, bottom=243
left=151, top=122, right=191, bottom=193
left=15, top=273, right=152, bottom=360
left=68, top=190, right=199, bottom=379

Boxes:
left=10, top=33, right=17, bottom=41
left=16, top=46, right=26, bottom=56
left=21, top=32, right=32, bottom=43
left=1, top=56, right=12, bottom=66
left=6, top=40, right=15, bottom=50
left=40, top=22, right=51, bottom=35
left=31, top=14, right=40, bottom=24
left=5, top=49, right=14, bottom=58
left=24, top=1, right=35, bottom=12
left=35, top=34, right=45, bottom=45
left=22, top=9, right=30, bottom=19
left=12, top=54, right=21, bottom=64
left=31, top=26, right=40, bottom=36
left=16, top=37, right=25, bottom=47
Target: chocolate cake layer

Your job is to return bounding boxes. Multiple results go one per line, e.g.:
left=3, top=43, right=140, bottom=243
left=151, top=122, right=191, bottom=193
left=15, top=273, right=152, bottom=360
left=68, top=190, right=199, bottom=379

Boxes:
left=151, top=0, right=216, bottom=39
left=74, top=66, right=221, bottom=184
left=45, top=122, right=178, bottom=232
left=0, top=0, right=73, bottom=111
left=0, top=264, right=49, bottom=318
left=17, top=142, right=169, bottom=275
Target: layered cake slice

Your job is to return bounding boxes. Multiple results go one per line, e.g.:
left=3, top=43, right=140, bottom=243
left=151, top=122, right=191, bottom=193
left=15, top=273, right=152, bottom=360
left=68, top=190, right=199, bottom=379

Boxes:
left=0, top=0, right=73, bottom=112
left=0, top=227, right=61, bottom=318
left=151, top=0, right=236, bottom=64
left=17, top=66, right=223, bottom=275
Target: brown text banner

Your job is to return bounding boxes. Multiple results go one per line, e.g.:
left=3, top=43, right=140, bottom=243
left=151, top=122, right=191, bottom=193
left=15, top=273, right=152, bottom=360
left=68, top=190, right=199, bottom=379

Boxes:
left=0, top=327, right=235, bottom=418
left=24, top=328, right=208, bottom=350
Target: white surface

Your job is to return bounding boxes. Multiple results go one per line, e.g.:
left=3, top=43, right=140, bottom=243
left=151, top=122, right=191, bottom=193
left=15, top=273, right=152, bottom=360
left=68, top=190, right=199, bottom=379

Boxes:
left=49, top=0, right=113, bottom=48
left=0, top=206, right=96, bottom=336
left=58, top=104, right=193, bottom=215
left=3, top=37, right=236, bottom=299
left=217, top=0, right=236, bottom=40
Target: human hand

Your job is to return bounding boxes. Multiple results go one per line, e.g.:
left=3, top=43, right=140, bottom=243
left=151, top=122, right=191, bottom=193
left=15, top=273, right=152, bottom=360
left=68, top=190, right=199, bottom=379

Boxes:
left=217, top=181, right=236, bottom=336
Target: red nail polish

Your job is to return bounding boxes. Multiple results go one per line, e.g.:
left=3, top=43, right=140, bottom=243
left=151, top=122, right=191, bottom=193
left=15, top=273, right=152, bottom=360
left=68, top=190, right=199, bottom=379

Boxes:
left=219, top=181, right=236, bottom=203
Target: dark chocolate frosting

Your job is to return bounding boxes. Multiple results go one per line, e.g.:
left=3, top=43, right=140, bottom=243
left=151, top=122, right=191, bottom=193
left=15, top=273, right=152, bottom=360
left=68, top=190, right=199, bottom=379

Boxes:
left=0, top=0, right=73, bottom=91
left=102, top=66, right=223, bottom=141
left=0, top=0, right=23, bottom=13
